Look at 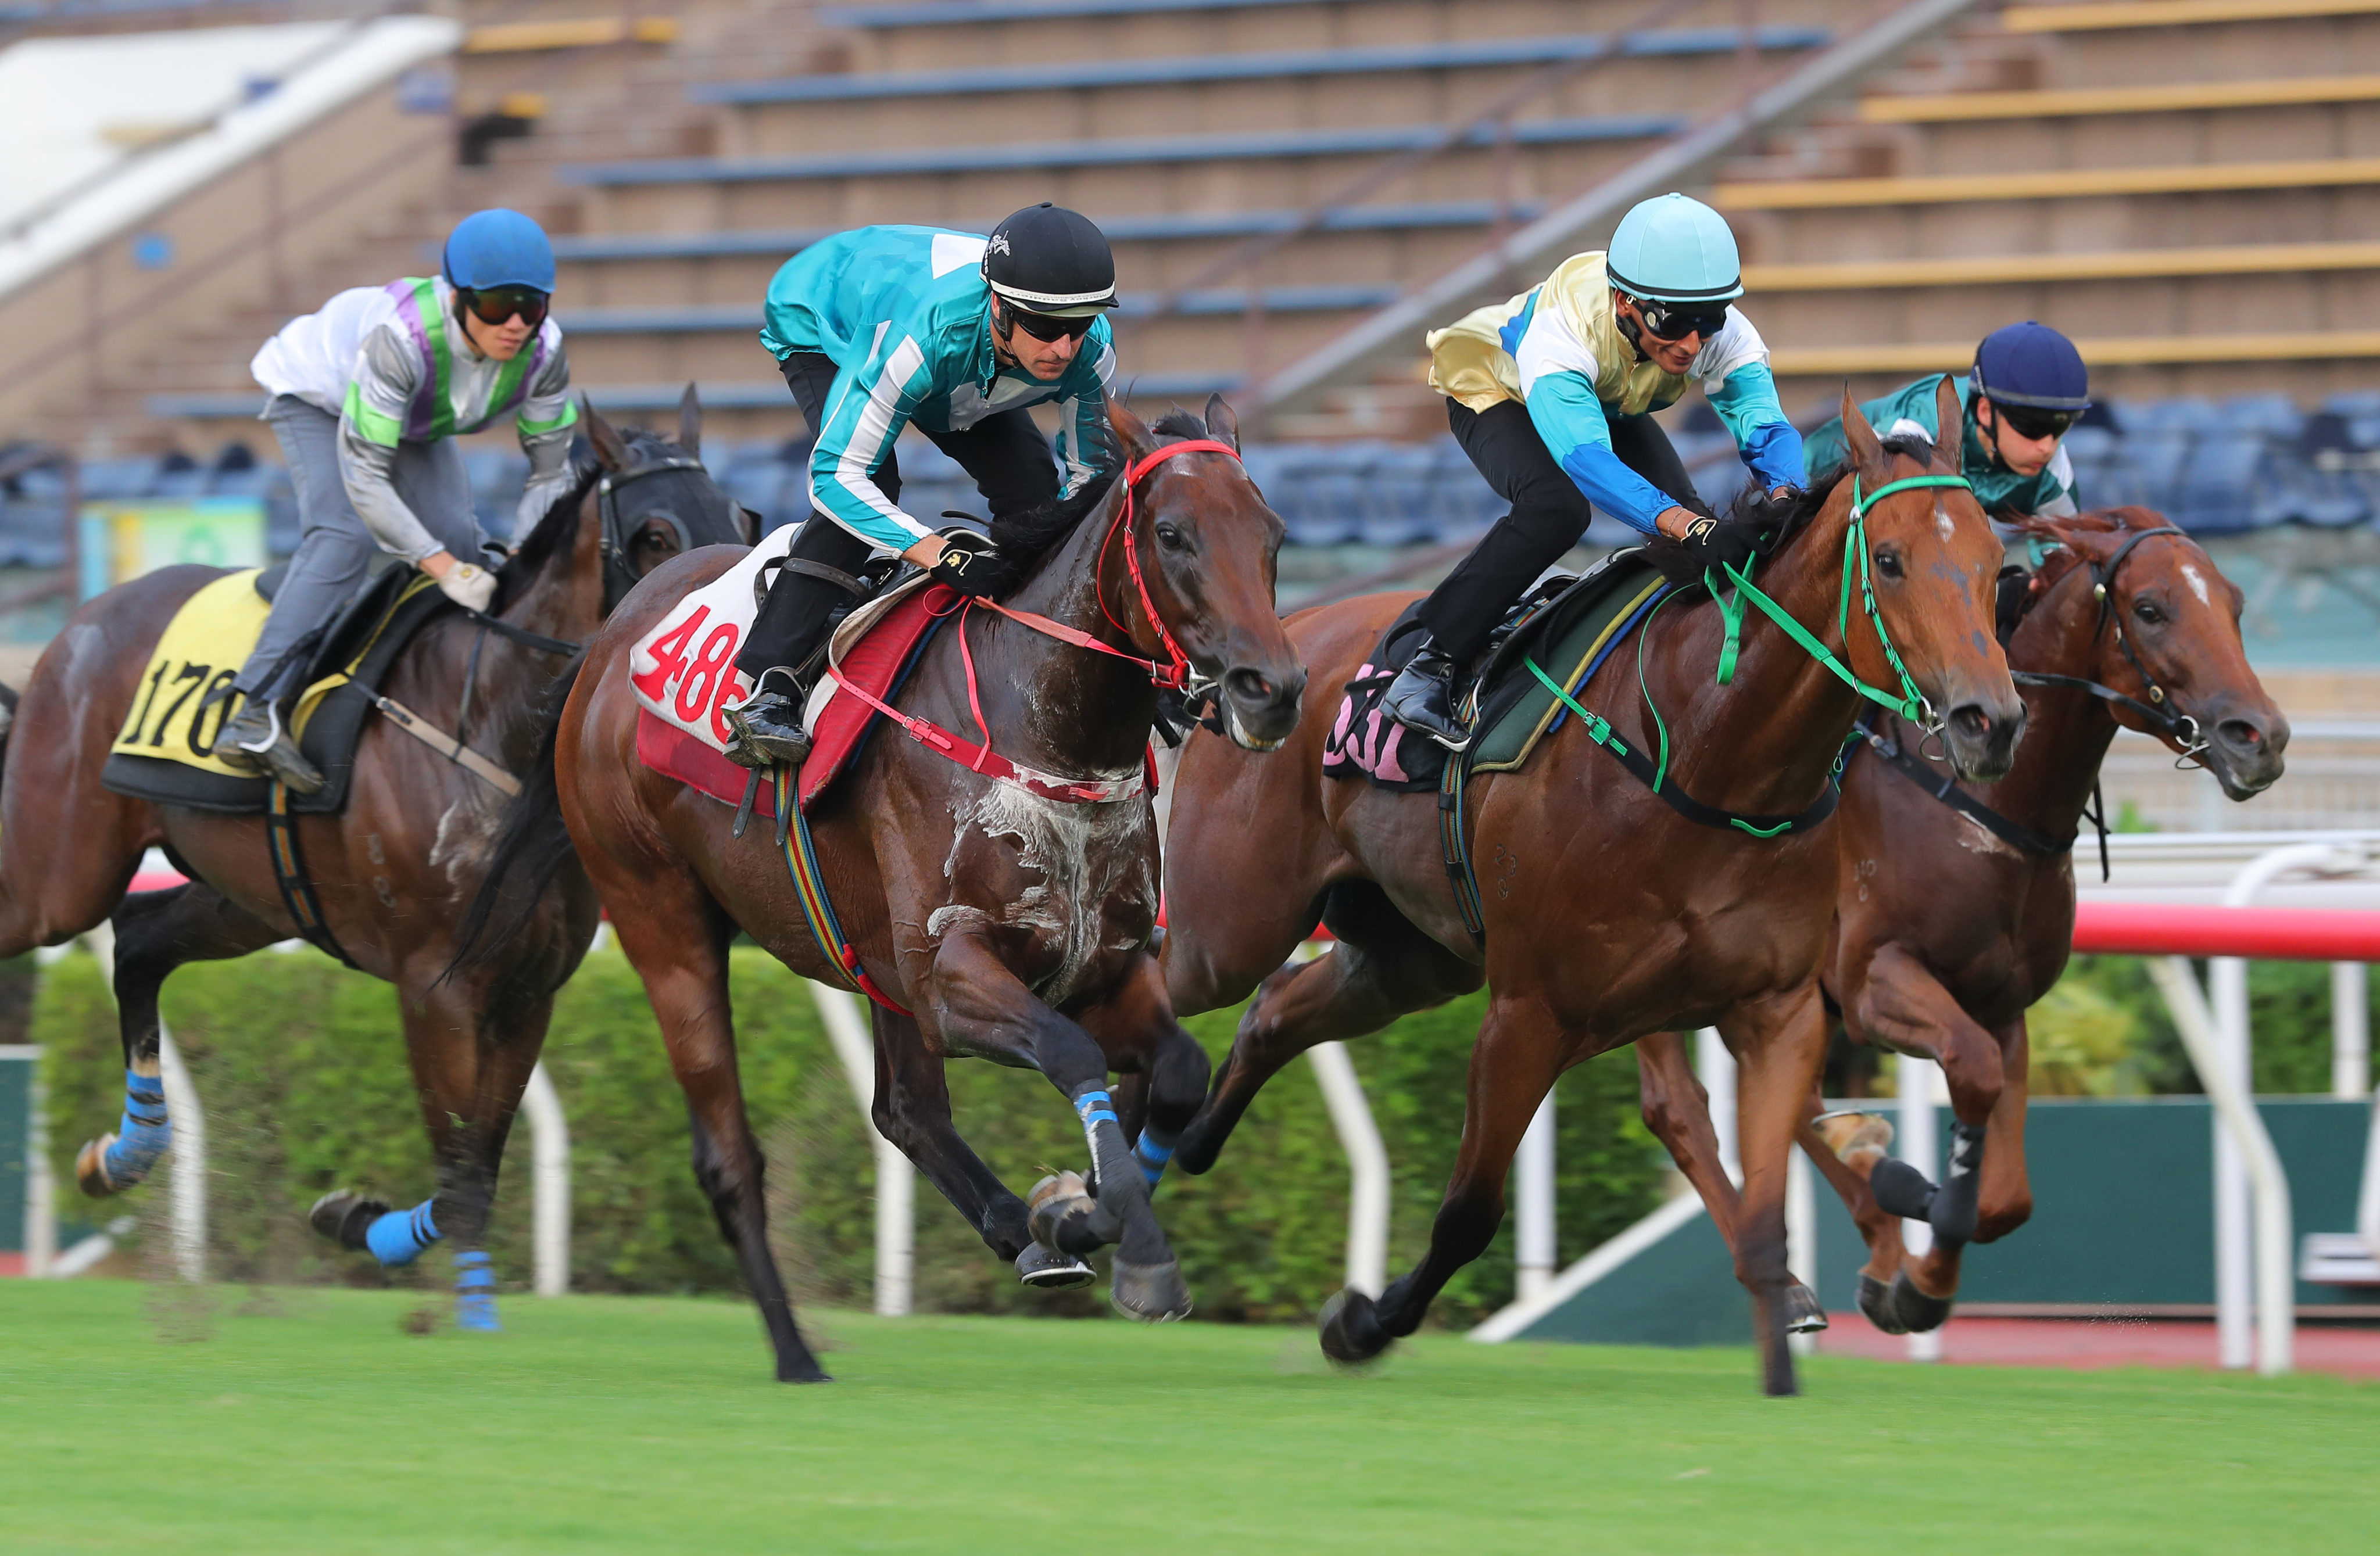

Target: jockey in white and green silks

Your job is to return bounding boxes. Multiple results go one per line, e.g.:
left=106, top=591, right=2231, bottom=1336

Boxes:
left=1801, top=321, right=2089, bottom=522
left=220, top=208, right=578, bottom=793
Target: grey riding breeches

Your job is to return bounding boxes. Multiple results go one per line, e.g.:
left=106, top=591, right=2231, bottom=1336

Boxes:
left=234, top=396, right=484, bottom=701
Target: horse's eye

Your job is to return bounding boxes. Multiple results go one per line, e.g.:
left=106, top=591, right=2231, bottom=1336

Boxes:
left=1873, top=546, right=1904, bottom=580
left=1155, top=523, right=1189, bottom=553
left=2133, top=597, right=2164, bottom=625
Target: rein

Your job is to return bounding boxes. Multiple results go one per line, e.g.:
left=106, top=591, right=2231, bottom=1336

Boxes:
left=821, top=437, right=1243, bottom=805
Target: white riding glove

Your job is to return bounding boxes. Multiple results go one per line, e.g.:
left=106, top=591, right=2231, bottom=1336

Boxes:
left=436, top=561, right=497, bottom=614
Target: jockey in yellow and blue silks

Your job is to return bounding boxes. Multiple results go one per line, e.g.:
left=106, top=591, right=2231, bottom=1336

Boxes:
left=722, top=205, right=1121, bottom=768
left=1801, top=321, right=2088, bottom=523
left=1384, top=192, right=1804, bottom=747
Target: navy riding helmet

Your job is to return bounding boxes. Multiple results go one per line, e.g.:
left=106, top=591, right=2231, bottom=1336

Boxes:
left=1971, top=321, right=2089, bottom=413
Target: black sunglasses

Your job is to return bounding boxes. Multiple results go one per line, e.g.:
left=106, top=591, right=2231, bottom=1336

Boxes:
left=1631, top=296, right=1730, bottom=343
left=1989, top=400, right=2081, bottom=442
left=458, top=285, right=550, bottom=329
left=998, top=301, right=1094, bottom=343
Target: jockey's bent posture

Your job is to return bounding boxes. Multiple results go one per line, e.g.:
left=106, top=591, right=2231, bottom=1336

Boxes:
left=721, top=205, right=1121, bottom=769
left=1383, top=193, right=1805, bottom=748
left=1801, top=320, right=2088, bottom=521
left=221, top=208, right=577, bottom=792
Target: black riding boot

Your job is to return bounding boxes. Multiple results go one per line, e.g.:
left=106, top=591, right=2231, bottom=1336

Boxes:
left=212, top=690, right=324, bottom=793
left=1382, top=638, right=1469, bottom=749
left=722, top=676, right=814, bottom=769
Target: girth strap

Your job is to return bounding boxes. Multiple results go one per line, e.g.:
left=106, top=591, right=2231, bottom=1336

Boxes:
left=266, top=781, right=360, bottom=969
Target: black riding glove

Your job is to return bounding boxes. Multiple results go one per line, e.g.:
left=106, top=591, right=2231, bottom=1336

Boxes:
left=926, top=528, right=1001, bottom=598
left=1679, top=515, right=1758, bottom=577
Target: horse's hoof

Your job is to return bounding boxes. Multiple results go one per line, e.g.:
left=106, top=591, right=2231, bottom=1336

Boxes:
left=1317, top=1288, right=1392, bottom=1366
left=778, top=1360, right=833, bottom=1385
left=308, top=1191, right=389, bottom=1252
left=1858, top=1273, right=1910, bottom=1335
left=74, top=1136, right=120, bottom=1198
left=1015, top=1241, right=1095, bottom=1290
left=1783, top=1282, right=1828, bottom=1334
left=1889, top=1270, right=1955, bottom=1334
left=1110, top=1257, right=1193, bottom=1322
left=1027, top=1171, right=1107, bottom=1255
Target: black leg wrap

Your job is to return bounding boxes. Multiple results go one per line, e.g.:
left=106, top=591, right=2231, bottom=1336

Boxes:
left=1928, top=1120, right=1987, bottom=1248
left=1869, top=1156, right=1939, bottom=1222
left=1109, top=1257, right=1193, bottom=1322
left=308, top=1190, right=389, bottom=1252
left=1783, top=1282, right=1828, bottom=1334
left=1889, top=1268, right=1956, bottom=1333
left=1028, top=1171, right=1120, bottom=1257
left=1317, top=1288, right=1393, bottom=1365
left=1859, top=1272, right=1910, bottom=1335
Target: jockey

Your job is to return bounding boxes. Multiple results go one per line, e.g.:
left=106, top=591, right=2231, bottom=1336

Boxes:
left=1384, top=192, right=1804, bottom=747
left=223, top=208, right=577, bottom=793
left=1801, top=320, right=2088, bottom=521
left=721, top=205, right=1121, bottom=768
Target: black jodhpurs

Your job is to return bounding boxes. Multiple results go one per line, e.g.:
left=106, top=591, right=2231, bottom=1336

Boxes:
left=733, top=352, right=1061, bottom=680
left=1413, top=396, right=1706, bottom=662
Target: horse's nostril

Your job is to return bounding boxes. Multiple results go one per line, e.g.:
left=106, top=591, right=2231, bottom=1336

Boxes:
left=2219, top=719, right=2263, bottom=751
left=1949, top=704, right=1991, bottom=740
left=1224, top=668, right=1275, bottom=704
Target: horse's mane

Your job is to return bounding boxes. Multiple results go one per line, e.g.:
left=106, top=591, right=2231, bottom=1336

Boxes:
left=489, top=427, right=686, bottom=612
left=2002, top=504, right=2176, bottom=624
left=1633, top=431, right=1941, bottom=586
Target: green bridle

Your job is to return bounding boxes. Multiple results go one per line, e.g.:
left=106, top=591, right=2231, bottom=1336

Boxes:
left=1705, top=471, right=1974, bottom=730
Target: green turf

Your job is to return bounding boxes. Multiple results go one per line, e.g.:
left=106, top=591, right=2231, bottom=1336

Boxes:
left=2, top=1281, right=2372, bottom=1554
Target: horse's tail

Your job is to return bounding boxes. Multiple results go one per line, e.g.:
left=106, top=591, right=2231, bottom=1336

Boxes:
left=448, top=652, right=586, bottom=978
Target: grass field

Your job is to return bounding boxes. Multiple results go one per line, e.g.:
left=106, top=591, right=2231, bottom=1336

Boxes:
left=3, top=1280, right=2374, bottom=1554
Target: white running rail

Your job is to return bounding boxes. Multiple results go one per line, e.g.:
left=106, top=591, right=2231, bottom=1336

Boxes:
left=522, top=1062, right=570, bottom=1297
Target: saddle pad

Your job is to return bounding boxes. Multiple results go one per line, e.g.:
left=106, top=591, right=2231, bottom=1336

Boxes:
left=101, top=568, right=442, bottom=814
left=635, top=578, right=951, bottom=818
left=1469, top=564, right=1669, bottom=773
left=1319, top=603, right=1444, bottom=793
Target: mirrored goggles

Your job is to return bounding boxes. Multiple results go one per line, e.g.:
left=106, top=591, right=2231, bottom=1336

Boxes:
left=1632, top=296, right=1730, bottom=343
left=1989, top=400, right=2082, bottom=442
left=1001, top=303, right=1096, bottom=343
left=458, top=285, right=550, bottom=329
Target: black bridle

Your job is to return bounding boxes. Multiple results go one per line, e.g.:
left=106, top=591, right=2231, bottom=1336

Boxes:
left=596, top=449, right=715, bottom=614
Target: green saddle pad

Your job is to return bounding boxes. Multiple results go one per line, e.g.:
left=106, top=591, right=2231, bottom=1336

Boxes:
left=1468, top=554, right=1670, bottom=774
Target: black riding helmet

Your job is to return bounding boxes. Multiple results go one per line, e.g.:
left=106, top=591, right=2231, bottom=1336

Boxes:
left=982, top=203, right=1118, bottom=318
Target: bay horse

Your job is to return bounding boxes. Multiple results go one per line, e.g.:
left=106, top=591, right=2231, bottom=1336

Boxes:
left=1635, top=505, right=2288, bottom=1334
left=471, top=400, right=1302, bottom=1382
left=0, top=393, right=747, bottom=1321
left=1158, top=383, right=2025, bottom=1394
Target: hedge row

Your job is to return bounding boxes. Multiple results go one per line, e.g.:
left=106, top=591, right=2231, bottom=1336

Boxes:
left=37, top=947, right=1667, bottom=1325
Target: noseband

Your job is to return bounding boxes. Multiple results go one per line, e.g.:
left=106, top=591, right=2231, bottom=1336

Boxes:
left=2010, top=525, right=2210, bottom=763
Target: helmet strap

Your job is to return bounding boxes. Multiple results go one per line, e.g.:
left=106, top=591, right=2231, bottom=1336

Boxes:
left=1612, top=292, right=1651, bottom=364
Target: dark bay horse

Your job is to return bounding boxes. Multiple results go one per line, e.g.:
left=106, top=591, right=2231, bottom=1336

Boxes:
left=1158, top=384, right=2024, bottom=1394
left=1636, top=505, right=2288, bottom=1333
left=476, top=400, right=1302, bottom=1382
left=0, top=394, right=746, bottom=1321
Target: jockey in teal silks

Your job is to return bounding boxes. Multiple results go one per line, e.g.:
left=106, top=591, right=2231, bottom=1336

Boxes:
left=219, top=209, right=578, bottom=793
left=1801, top=321, right=2089, bottom=521
left=720, top=205, right=1120, bottom=768
left=1383, top=192, right=1805, bottom=747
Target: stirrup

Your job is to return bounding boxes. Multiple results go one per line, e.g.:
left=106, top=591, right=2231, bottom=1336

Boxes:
left=722, top=682, right=813, bottom=769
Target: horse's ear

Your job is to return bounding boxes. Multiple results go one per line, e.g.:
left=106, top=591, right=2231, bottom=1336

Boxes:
left=676, top=382, right=703, bottom=458
left=1839, top=385, right=1884, bottom=475
left=1203, top=393, right=1241, bottom=453
left=1108, top=395, right=1154, bottom=465
left=1932, top=373, right=1963, bottom=474
left=583, top=395, right=631, bottom=472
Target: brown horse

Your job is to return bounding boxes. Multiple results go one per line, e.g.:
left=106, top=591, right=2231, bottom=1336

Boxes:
left=471, top=399, right=1302, bottom=1381
left=0, top=395, right=745, bottom=1321
left=1635, top=505, right=2288, bottom=1334
left=1158, top=383, right=2024, bottom=1394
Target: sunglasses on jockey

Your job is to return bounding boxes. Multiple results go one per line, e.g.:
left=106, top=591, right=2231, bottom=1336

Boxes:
left=993, top=296, right=1096, bottom=343
left=1985, top=398, right=2082, bottom=442
left=1625, top=293, right=1731, bottom=344
left=456, top=284, right=550, bottom=330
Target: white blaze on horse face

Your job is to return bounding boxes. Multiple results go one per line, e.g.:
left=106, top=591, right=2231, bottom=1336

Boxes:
left=937, top=783, right=1158, bottom=1008
left=2181, top=562, right=2211, bottom=607
left=1934, top=497, right=1954, bottom=543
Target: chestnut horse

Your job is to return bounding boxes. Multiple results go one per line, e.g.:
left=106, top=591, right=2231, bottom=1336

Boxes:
left=1158, top=384, right=2024, bottom=1394
left=1636, top=505, right=2288, bottom=1333
left=0, top=396, right=745, bottom=1321
left=472, top=400, right=1302, bottom=1382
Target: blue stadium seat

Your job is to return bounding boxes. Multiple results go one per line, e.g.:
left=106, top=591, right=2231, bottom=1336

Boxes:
left=81, top=457, right=159, bottom=500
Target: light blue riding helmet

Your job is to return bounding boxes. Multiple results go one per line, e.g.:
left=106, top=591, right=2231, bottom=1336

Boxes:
left=1605, top=192, right=1744, bottom=303
left=442, top=208, right=556, bottom=293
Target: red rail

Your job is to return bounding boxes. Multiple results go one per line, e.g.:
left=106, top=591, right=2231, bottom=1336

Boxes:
left=2071, top=902, right=2380, bottom=962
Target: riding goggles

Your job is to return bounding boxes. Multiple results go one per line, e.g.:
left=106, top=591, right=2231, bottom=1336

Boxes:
left=998, top=301, right=1094, bottom=343
left=1631, top=296, right=1731, bottom=343
left=1988, top=400, right=2081, bottom=442
left=457, top=285, right=550, bottom=329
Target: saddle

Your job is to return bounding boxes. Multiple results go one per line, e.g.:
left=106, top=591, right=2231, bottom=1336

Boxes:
left=1322, top=550, right=1672, bottom=793
left=102, top=566, right=449, bottom=815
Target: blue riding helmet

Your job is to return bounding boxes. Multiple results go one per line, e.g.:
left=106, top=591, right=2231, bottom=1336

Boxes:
left=1971, top=321, right=2089, bottom=411
left=442, top=209, right=556, bottom=293
left=1605, top=192, right=1744, bottom=303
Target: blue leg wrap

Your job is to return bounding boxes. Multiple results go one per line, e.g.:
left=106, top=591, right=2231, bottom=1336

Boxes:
left=100, top=1070, right=171, bottom=1186
left=363, top=1199, right=442, bottom=1267
left=453, top=1250, right=500, bottom=1332
left=1133, top=1132, right=1175, bottom=1191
